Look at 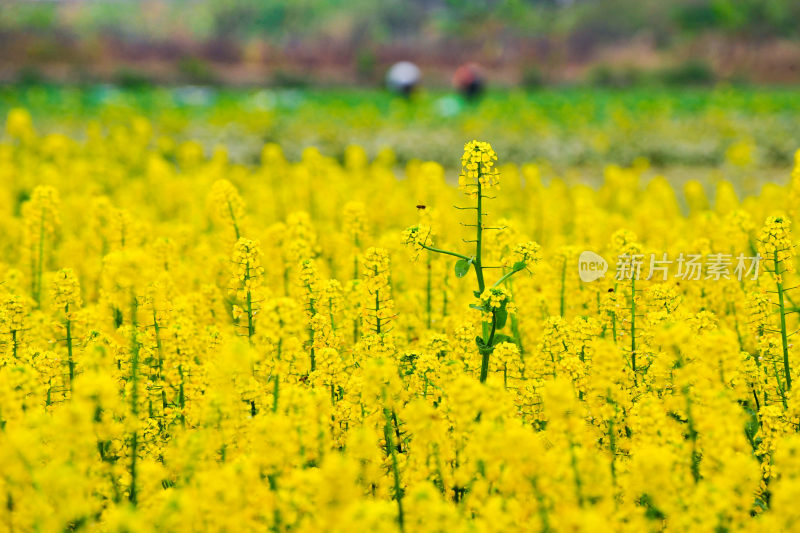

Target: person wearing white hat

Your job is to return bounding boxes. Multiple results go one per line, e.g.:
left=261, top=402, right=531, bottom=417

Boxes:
left=386, top=61, right=421, bottom=97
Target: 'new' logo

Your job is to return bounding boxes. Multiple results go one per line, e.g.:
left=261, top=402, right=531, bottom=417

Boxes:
left=578, top=251, right=608, bottom=282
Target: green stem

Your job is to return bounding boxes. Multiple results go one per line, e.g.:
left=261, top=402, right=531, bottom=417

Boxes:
left=630, top=279, right=636, bottom=376
left=374, top=288, right=381, bottom=335
left=491, top=263, right=526, bottom=289
left=531, top=477, right=551, bottom=533
left=442, top=275, right=449, bottom=319
left=475, top=180, right=486, bottom=293
left=568, top=438, right=585, bottom=506
left=419, top=243, right=470, bottom=262
left=305, top=282, right=317, bottom=372
left=426, top=256, right=432, bottom=329
left=152, top=308, right=163, bottom=370
left=685, top=390, right=701, bottom=483
left=776, top=251, right=792, bottom=391
left=559, top=257, right=566, bottom=317
left=129, top=291, right=140, bottom=505
left=383, top=407, right=405, bottom=533
left=273, top=374, right=280, bottom=412
left=65, top=312, right=74, bottom=384
left=353, top=252, right=359, bottom=281
left=178, top=364, right=185, bottom=427
left=227, top=200, right=240, bottom=240
left=611, top=282, right=618, bottom=343
left=479, top=310, right=497, bottom=383
left=267, top=474, right=282, bottom=533
left=475, top=173, right=494, bottom=383
left=246, top=289, right=255, bottom=340
left=245, top=259, right=255, bottom=341
left=352, top=249, right=360, bottom=341
left=35, top=213, right=45, bottom=306
left=607, top=403, right=617, bottom=481
left=774, top=362, right=788, bottom=408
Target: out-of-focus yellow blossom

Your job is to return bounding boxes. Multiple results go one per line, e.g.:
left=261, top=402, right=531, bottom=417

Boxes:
left=5, top=107, right=35, bottom=141
left=208, top=179, right=246, bottom=240
left=401, top=224, right=433, bottom=261
left=758, top=215, right=795, bottom=274
left=511, top=241, right=542, bottom=265
left=50, top=268, right=82, bottom=315
left=0, top=108, right=799, bottom=532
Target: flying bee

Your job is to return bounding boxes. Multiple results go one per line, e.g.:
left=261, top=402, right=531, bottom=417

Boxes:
left=416, top=204, right=426, bottom=210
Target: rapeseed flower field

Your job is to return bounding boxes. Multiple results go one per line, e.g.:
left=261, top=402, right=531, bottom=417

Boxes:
left=2, top=105, right=800, bottom=532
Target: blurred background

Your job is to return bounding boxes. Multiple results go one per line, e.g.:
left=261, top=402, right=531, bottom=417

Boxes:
left=3, top=0, right=800, bottom=87
left=2, top=0, right=800, bottom=182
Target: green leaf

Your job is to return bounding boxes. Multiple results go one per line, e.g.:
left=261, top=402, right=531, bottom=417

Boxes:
left=495, top=307, right=508, bottom=329
left=473, top=290, right=482, bottom=298
left=492, top=334, right=513, bottom=346
left=455, top=258, right=472, bottom=278
left=475, top=336, right=486, bottom=349
left=469, top=304, right=484, bottom=311
left=513, top=261, right=527, bottom=272
left=478, top=345, right=494, bottom=356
